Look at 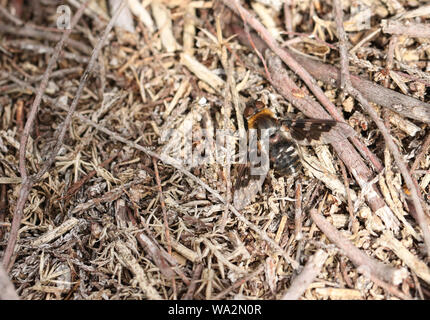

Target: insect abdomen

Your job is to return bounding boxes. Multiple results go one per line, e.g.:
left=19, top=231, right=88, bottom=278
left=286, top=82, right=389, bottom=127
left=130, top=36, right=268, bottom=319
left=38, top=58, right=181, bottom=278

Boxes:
left=269, top=137, right=301, bottom=175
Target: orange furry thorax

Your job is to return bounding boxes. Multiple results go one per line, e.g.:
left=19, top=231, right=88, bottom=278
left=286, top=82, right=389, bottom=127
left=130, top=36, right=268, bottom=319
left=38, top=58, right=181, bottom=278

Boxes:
left=247, top=108, right=277, bottom=129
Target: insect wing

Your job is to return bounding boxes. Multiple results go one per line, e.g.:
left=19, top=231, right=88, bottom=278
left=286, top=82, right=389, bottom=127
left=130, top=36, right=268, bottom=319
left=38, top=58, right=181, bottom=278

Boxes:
left=282, top=119, right=356, bottom=146
left=233, top=163, right=266, bottom=210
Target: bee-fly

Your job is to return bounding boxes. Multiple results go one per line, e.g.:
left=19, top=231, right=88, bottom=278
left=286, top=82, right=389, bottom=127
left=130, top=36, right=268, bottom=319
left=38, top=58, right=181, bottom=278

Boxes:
left=233, top=102, right=355, bottom=209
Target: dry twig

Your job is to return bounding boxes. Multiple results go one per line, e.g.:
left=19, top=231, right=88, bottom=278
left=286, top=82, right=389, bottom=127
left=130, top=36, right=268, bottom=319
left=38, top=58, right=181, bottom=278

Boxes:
left=310, top=209, right=407, bottom=285
left=0, top=264, right=19, bottom=300
left=2, top=0, right=92, bottom=270
left=333, top=0, right=430, bottom=257
left=282, top=249, right=329, bottom=300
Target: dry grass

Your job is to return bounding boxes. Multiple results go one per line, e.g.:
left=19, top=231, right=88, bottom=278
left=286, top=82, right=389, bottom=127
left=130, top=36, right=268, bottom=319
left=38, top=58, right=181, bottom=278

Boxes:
left=0, top=0, right=430, bottom=300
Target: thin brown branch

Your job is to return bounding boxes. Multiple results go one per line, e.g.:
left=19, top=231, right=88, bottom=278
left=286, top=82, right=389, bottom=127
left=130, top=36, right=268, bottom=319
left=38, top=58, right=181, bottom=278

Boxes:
left=216, top=16, right=234, bottom=231
left=382, top=19, right=430, bottom=38
left=34, top=2, right=127, bottom=182
left=2, top=0, right=126, bottom=270
left=4, top=40, right=90, bottom=63
left=61, top=153, right=117, bottom=200
left=310, top=209, right=407, bottom=285
left=136, top=232, right=176, bottom=280
left=182, top=264, right=203, bottom=300
left=0, top=264, right=19, bottom=300
left=292, top=52, right=430, bottom=123
left=2, top=0, right=91, bottom=270
left=152, top=157, right=176, bottom=297
left=339, top=160, right=358, bottom=234
left=0, top=183, right=7, bottom=240
left=411, top=132, right=430, bottom=172
left=130, top=205, right=189, bottom=285
left=283, top=0, right=293, bottom=39
left=234, top=2, right=272, bottom=83
left=152, top=158, right=173, bottom=256
left=282, top=249, right=329, bottom=300
left=213, top=264, right=265, bottom=299
left=333, top=0, right=430, bottom=257
left=0, top=4, right=23, bottom=26
left=369, top=274, right=412, bottom=300
left=0, top=24, right=92, bottom=55
left=384, top=36, right=398, bottom=88
left=229, top=24, right=430, bottom=124
left=294, top=179, right=303, bottom=240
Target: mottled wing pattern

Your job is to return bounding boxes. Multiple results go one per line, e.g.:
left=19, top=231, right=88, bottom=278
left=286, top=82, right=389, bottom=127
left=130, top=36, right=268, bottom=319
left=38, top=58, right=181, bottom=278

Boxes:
left=233, top=163, right=266, bottom=210
left=282, top=119, right=355, bottom=146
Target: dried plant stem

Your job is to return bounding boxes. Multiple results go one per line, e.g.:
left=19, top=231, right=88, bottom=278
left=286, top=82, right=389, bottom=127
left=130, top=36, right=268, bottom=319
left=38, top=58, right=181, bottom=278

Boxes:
left=234, top=2, right=272, bottom=83
left=0, top=4, right=23, bottom=26
left=294, top=179, right=303, bottom=240
left=293, top=52, right=430, bottom=124
left=382, top=19, right=430, bottom=38
left=213, top=264, right=265, bottom=299
left=379, top=232, right=430, bottom=284
left=333, top=0, right=430, bottom=257
left=2, top=0, right=126, bottom=270
left=216, top=16, right=233, bottom=231
left=0, top=184, right=7, bottom=239
left=0, top=24, right=92, bottom=55
left=62, top=153, right=117, bottom=200
left=0, top=264, right=19, bottom=299
left=135, top=232, right=176, bottom=280
left=384, top=36, right=398, bottom=88
left=2, top=0, right=91, bottom=270
left=115, top=240, right=162, bottom=299
left=283, top=0, right=293, bottom=39
left=152, top=157, right=176, bottom=297
left=411, top=133, right=430, bottom=172
left=339, top=159, right=357, bottom=234
left=152, top=158, right=172, bottom=256
left=310, top=209, right=407, bottom=285
left=229, top=24, right=430, bottom=124
left=368, top=274, right=411, bottom=300
left=182, top=264, right=203, bottom=300
left=282, top=249, right=329, bottom=300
